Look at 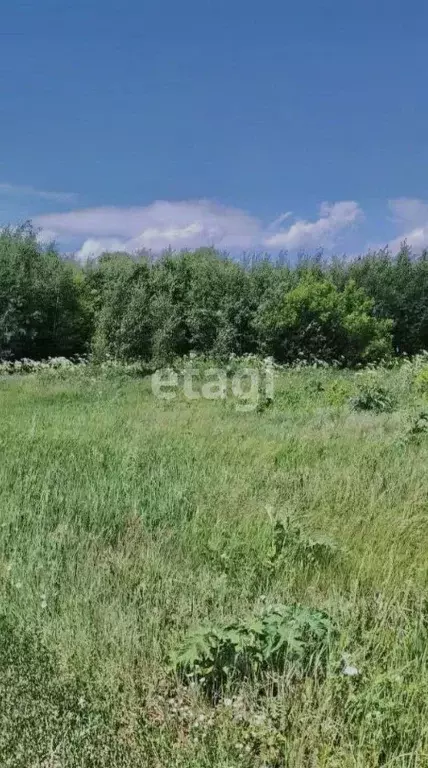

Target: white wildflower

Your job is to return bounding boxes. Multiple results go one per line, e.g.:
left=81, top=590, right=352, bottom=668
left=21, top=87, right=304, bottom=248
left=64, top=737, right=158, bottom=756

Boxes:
left=342, top=664, right=360, bottom=677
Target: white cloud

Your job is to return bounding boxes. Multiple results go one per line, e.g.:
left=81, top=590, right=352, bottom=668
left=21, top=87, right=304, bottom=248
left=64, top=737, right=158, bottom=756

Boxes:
left=0, top=182, right=77, bottom=203
left=389, top=198, right=428, bottom=227
left=36, top=200, right=262, bottom=257
left=387, top=198, right=428, bottom=253
left=34, top=198, right=363, bottom=259
left=389, top=225, right=428, bottom=253
left=263, top=201, right=363, bottom=249
left=76, top=238, right=128, bottom=261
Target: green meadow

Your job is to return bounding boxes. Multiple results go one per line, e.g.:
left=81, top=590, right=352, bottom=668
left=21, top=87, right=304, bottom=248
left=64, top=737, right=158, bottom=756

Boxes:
left=2, top=361, right=428, bottom=767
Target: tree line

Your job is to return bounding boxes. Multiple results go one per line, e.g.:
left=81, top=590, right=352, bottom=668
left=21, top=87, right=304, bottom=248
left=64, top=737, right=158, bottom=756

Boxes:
left=1, top=222, right=428, bottom=366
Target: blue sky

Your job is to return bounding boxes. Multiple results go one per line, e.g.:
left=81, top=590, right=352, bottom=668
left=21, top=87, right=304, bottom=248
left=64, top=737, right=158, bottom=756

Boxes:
left=1, top=0, right=428, bottom=258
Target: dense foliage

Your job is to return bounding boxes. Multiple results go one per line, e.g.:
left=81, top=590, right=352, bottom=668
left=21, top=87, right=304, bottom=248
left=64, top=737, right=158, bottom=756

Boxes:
left=2, top=223, right=428, bottom=364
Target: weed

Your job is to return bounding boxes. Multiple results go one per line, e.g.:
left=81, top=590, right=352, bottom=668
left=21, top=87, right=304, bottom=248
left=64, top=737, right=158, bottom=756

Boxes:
left=350, top=383, right=394, bottom=412
left=414, top=366, right=428, bottom=396
left=326, top=378, right=353, bottom=407
left=268, top=515, right=340, bottom=570
left=170, top=603, right=335, bottom=697
left=402, top=410, right=428, bottom=445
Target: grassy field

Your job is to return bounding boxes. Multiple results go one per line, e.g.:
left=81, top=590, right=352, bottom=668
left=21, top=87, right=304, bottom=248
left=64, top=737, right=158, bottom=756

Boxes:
left=2, top=361, right=428, bottom=767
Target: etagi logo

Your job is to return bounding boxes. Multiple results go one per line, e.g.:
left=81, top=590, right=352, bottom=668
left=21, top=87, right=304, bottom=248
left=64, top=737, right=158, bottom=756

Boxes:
left=151, top=365, right=274, bottom=412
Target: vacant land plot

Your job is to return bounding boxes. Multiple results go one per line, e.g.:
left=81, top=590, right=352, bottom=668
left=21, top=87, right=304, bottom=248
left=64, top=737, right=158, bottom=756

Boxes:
left=1, top=362, right=428, bottom=767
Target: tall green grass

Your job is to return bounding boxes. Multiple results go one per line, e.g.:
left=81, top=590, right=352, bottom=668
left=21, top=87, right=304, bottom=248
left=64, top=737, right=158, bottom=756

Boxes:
left=1, top=363, right=428, bottom=766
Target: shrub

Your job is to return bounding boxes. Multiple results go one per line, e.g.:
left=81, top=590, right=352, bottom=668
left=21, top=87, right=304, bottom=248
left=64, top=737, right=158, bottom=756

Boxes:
left=404, top=411, right=428, bottom=444
left=350, top=383, right=394, bottom=412
left=257, top=276, right=393, bottom=366
left=170, top=603, right=335, bottom=697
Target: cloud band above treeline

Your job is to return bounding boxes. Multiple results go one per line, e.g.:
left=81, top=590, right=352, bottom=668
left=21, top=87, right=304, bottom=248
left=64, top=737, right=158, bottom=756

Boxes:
left=35, top=199, right=363, bottom=259
left=2, top=182, right=427, bottom=259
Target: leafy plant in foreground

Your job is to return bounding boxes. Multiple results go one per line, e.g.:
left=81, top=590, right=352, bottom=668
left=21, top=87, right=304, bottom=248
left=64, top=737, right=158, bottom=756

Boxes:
left=403, top=410, right=428, bottom=445
left=350, top=383, right=395, bottom=413
left=326, top=378, right=353, bottom=406
left=170, top=603, right=335, bottom=697
left=268, top=515, right=340, bottom=570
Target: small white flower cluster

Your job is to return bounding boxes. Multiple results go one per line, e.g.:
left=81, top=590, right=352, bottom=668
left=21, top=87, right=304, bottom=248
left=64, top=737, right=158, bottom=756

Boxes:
left=147, top=690, right=281, bottom=763
left=0, top=356, right=87, bottom=375
left=341, top=654, right=361, bottom=677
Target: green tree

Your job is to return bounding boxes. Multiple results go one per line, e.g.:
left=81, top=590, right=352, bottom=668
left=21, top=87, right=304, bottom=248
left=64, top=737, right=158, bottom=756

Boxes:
left=0, top=224, right=90, bottom=359
left=258, top=274, right=392, bottom=364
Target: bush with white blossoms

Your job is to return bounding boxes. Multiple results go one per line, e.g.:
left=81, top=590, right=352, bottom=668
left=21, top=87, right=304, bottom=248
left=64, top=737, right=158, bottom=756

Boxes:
left=0, top=356, right=88, bottom=376
left=0, top=355, right=151, bottom=378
